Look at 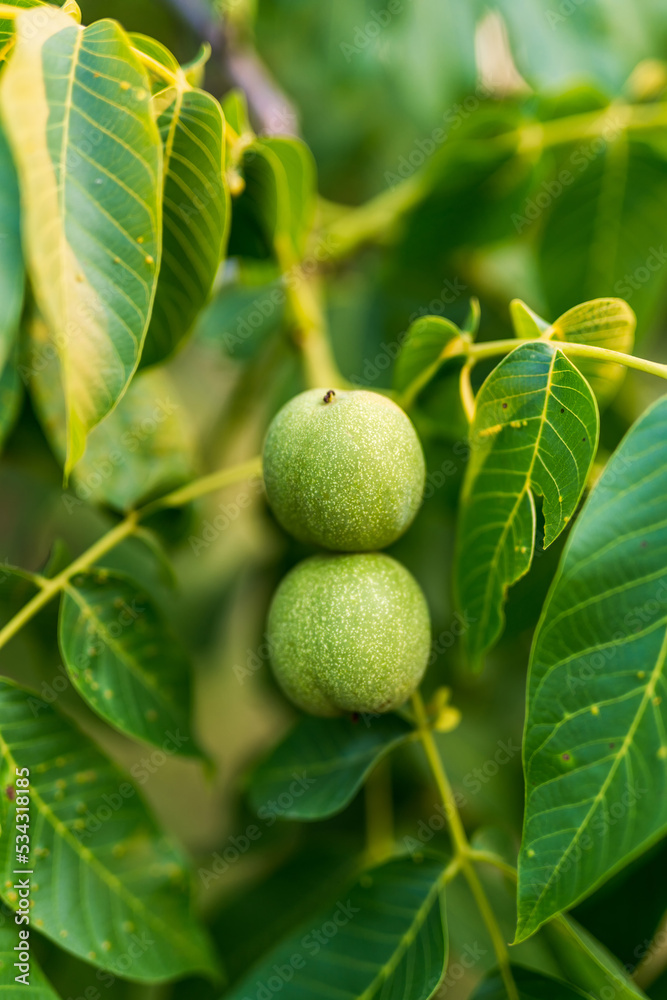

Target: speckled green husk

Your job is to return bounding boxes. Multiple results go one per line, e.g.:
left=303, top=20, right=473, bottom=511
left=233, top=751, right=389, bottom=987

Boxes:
left=262, top=388, right=425, bottom=551
left=267, top=553, right=431, bottom=717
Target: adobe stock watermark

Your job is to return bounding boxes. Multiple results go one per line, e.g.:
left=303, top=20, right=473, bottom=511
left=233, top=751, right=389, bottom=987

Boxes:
left=61, top=397, right=180, bottom=514
left=384, top=83, right=493, bottom=189
left=339, top=0, right=412, bottom=62
left=614, top=246, right=667, bottom=300
left=237, top=899, right=360, bottom=1000
left=188, top=474, right=264, bottom=555
left=511, top=114, right=624, bottom=233
left=198, top=772, right=316, bottom=888
left=403, top=737, right=521, bottom=857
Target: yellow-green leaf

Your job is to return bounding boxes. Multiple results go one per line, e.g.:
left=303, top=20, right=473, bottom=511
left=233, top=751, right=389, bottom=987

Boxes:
left=0, top=8, right=162, bottom=475
left=550, top=297, right=636, bottom=404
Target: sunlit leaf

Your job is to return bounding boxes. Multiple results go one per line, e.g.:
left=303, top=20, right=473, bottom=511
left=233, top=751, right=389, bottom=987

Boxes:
left=509, top=299, right=550, bottom=340
left=1, top=8, right=162, bottom=474
left=248, top=714, right=414, bottom=820
left=0, top=0, right=46, bottom=64
left=58, top=569, right=200, bottom=755
left=518, top=395, right=667, bottom=941
left=455, top=341, right=599, bottom=670
left=141, top=84, right=229, bottom=366
left=224, top=855, right=448, bottom=1000
left=0, top=679, right=218, bottom=981
left=550, top=297, right=636, bottom=404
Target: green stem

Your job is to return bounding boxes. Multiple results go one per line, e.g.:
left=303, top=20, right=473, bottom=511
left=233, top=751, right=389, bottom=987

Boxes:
left=411, top=692, right=519, bottom=1000
left=469, top=337, right=667, bottom=380
left=318, top=101, right=667, bottom=265
left=0, top=455, right=262, bottom=654
left=275, top=234, right=343, bottom=389
left=364, top=759, right=394, bottom=864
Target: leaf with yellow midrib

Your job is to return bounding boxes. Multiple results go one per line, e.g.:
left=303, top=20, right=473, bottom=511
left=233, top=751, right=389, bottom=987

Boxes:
left=0, top=7, right=162, bottom=475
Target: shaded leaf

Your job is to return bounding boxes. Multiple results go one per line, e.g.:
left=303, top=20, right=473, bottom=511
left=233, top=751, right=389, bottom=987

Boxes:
left=538, top=135, right=667, bottom=333
left=182, top=42, right=211, bottom=88
left=550, top=297, right=636, bottom=404
left=0, top=678, right=218, bottom=981
left=224, top=855, right=448, bottom=1000
left=0, top=356, right=22, bottom=452
left=393, top=315, right=467, bottom=406
left=0, top=908, right=60, bottom=998
left=58, top=570, right=200, bottom=755
left=518, top=395, right=667, bottom=941
left=545, top=914, right=648, bottom=1000
left=248, top=714, right=414, bottom=820
left=1, top=9, right=162, bottom=474
left=141, top=85, right=229, bottom=366
left=454, top=342, right=599, bottom=670
left=471, top=965, right=594, bottom=999
left=258, top=137, right=316, bottom=259
left=29, top=312, right=193, bottom=509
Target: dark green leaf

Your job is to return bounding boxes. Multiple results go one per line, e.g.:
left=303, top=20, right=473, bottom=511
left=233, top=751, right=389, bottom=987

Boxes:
left=58, top=570, right=200, bottom=756
left=0, top=678, right=218, bottom=982
left=224, top=855, right=448, bottom=1000
left=545, top=915, right=648, bottom=1000
left=248, top=714, right=414, bottom=820
left=0, top=908, right=60, bottom=997
left=454, top=341, right=599, bottom=670
left=518, top=395, right=667, bottom=941
left=141, top=85, right=229, bottom=366
left=471, top=965, right=594, bottom=999
left=0, top=357, right=22, bottom=452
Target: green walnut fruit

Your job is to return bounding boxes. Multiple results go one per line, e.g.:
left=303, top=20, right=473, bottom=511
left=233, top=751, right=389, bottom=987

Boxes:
left=267, top=552, right=431, bottom=717
left=262, top=388, right=425, bottom=551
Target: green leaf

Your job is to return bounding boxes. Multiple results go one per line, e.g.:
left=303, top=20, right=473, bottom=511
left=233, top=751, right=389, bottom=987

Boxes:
left=224, top=855, right=448, bottom=1000
left=549, top=297, right=637, bottom=404
left=470, top=965, right=595, bottom=999
left=538, top=134, right=667, bottom=333
left=509, top=300, right=550, bottom=340
left=0, top=117, right=23, bottom=372
left=182, top=42, right=211, bottom=88
left=141, top=85, right=229, bottom=366
left=222, top=88, right=252, bottom=137
left=248, top=714, right=414, bottom=820
left=58, top=569, right=200, bottom=756
left=0, top=9, right=162, bottom=475
left=0, top=678, right=218, bottom=982
left=545, top=915, right=648, bottom=1000
left=0, top=357, right=22, bottom=452
left=258, top=137, right=316, bottom=259
left=393, top=315, right=467, bottom=407
left=195, top=262, right=285, bottom=360
left=517, top=394, right=667, bottom=941
left=0, top=0, right=46, bottom=64
left=454, top=342, right=599, bottom=670
left=0, top=908, right=60, bottom=998
left=29, top=312, right=192, bottom=509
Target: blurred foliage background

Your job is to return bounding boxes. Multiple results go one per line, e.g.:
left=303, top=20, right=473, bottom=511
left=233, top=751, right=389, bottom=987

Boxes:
left=3, top=0, right=667, bottom=996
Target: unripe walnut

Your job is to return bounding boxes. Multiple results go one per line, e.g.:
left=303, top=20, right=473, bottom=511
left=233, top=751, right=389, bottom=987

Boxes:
left=262, top=388, right=425, bottom=551
left=267, top=552, right=431, bottom=717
